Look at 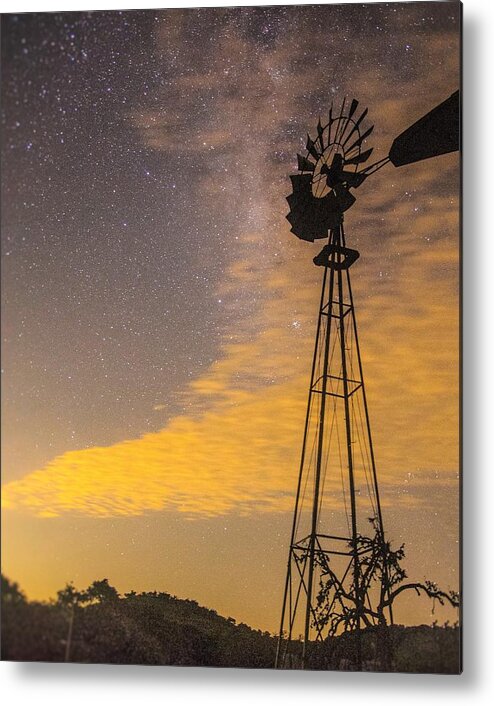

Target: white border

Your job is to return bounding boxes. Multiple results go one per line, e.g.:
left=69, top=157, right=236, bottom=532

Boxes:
left=1, top=0, right=493, bottom=703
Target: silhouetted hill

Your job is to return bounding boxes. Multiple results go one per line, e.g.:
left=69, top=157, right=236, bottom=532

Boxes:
left=304, top=623, right=461, bottom=673
left=1, top=575, right=460, bottom=672
left=1, top=575, right=275, bottom=667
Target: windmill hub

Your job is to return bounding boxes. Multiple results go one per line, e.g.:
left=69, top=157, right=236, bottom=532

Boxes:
left=313, top=147, right=345, bottom=196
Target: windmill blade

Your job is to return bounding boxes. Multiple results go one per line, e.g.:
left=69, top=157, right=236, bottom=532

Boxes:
left=344, top=147, right=374, bottom=166
left=333, top=96, right=347, bottom=143
left=286, top=193, right=298, bottom=208
left=346, top=124, right=374, bottom=154
left=316, top=118, right=324, bottom=150
left=286, top=174, right=342, bottom=240
left=342, top=107, right=368, bottom=146
left=348, top=98, right=359, bottom=119
left=389, top=90, right=459, bottom=166
left=297, top=154, right=315, bottom=172
left=338, top=98, right=360, bottom=145
left=338, top=117, right=354, bottom=147
left=306, top=135, right=320, bottom=161
left=327, top=105, right=333, bottom=144
left=290, top=173, right=313, bottom=191
left=289, top=225, right=316, bottom=242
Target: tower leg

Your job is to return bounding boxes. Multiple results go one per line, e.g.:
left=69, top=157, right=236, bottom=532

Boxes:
left=275, top=267, right=328, bottom=670
left=302, top=251, right=336, bottom=668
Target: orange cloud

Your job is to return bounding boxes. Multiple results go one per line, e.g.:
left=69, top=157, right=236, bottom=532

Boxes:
left=2, top=170, right=458, bottom=519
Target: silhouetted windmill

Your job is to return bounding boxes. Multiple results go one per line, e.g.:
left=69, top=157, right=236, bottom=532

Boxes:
left=275, top=91, right=459, bottom=670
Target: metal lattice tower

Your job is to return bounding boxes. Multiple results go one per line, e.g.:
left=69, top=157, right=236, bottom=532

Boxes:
left=275, top=92, right=459, bottom=669
left=275, top=223, right=391, bottom=669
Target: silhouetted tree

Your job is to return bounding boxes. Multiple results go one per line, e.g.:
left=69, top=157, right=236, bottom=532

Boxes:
left=56, top=582, right=86, bottom=608
left=56, top=582, right=87, bottom=662
left=85, top=579, right=119, bottom=604
left=314, top=516, right=459, bottom=667
left=1, top=575, right=26, bottom=605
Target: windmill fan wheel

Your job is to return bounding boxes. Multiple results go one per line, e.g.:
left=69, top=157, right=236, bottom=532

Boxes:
left=286, top=98, right=374, bottom=242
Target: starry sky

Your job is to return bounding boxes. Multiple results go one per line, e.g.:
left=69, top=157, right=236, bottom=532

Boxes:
left=1, top=2, right=460, bottom=633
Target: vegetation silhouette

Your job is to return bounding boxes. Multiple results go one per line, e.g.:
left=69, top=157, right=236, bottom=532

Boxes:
left=314, top=518, right=459, bottom=635
left=2, top=574, right=459, bottom=672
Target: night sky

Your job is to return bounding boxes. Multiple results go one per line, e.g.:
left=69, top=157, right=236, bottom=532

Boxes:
left=1, top=3, right=460, bottom=632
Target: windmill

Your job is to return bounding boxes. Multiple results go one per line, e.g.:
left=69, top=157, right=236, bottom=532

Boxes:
left=275, top=91, right=459, bottom=670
